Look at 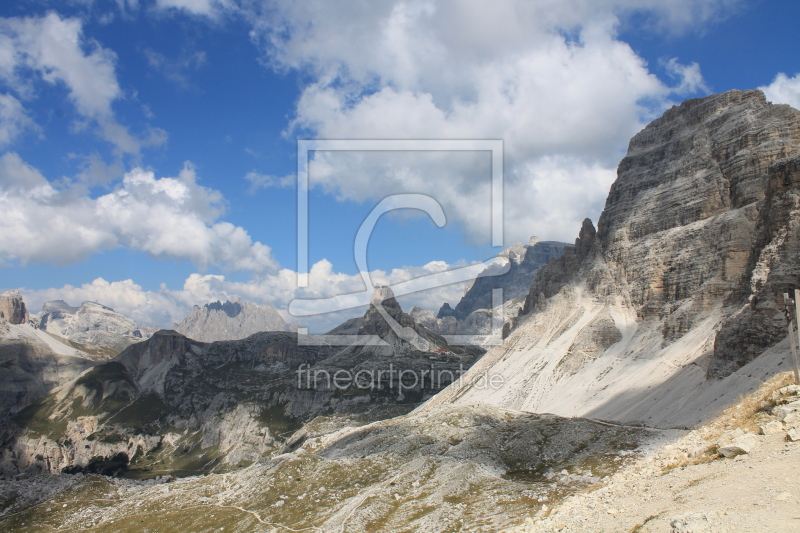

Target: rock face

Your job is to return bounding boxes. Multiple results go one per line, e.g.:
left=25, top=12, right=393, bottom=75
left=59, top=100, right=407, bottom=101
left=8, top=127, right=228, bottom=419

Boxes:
left=174, top=298, right=290, bottom=342
left=426, top=90, right=800, bottom=427
left=452, top=239, right=569, bottom=320
left=37, top=300, right=152, bottom=351
left=0, top=294, right=116, bottom=420
left=0, top=291, right=28, bottom=325
left=2, top=304, right=483, bottom=477
left=436, top=302, right=456, bottom=319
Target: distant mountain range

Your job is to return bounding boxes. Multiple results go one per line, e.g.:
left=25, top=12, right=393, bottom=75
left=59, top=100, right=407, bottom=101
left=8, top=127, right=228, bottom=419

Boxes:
left=173, top=298, right=294, bottom=342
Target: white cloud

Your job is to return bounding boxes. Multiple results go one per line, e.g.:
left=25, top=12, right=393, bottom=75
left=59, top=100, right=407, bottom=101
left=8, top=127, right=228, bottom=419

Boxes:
left=0, top=13, right=159, bottom=154
left=19, top=258, right=472, bottom=332
left=155, top=0, right=237, bottom=18
left=240, top=0, right=724, bottom=243
left=760, top=72, right=800, bottom=110
left=663, top=57, right=710, bottom=94
left=0, top=93, right=36, bottom=146
left=244, top=171, right=294, bottom=192
left=0, top=153, right=278, bottom=272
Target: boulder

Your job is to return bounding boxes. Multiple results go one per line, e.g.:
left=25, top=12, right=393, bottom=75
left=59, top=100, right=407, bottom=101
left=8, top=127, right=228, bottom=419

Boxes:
left=760, top=420, right=785, bottom=435
left=718, top=434, right=759, bottom=458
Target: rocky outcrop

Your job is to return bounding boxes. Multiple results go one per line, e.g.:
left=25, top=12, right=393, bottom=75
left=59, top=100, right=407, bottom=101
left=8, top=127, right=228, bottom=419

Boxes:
left=426, top=90, right=800, bottom=427
left=0, top=291, right=28, bottom=325
left=174, top=298, right=290, bottom=342
left=436, top=302, right=456, bottom=319
left=37, top=300, right=152, bottom=351
left=453, top=239, right=569, bottom=320
left=2, top=311, right=482, bottom=477
left=521, top=219, right=596, bottom=316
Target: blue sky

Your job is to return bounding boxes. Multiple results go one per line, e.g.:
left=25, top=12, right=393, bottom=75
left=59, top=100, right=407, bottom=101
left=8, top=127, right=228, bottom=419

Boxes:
left=1, top=0, right=799, bottom=331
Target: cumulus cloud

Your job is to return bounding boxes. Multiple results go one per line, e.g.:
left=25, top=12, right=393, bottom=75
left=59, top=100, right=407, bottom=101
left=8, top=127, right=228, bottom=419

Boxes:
left=238, top=0, right=723, bottom=243
left=0, top=153, right=278, bottom=272
left=19, top=258, right=472, bottom=332
left=0, top=13, right=161, bottom=154
left=760, top=72, right=800, bottom=110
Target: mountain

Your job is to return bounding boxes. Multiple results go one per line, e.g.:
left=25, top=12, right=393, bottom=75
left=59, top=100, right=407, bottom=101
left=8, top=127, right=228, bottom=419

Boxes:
left=0, top=293, right=115, bottom=421
left=173, top=298, right=291, bottom=342
left=450, top=238, right=570, bottom=320
left=0, top=290, right=28, bottom=325
left=424, top=240, right=569, bottom=339
left=1, top=286, right=483, bottom=477
left=427, top=89, right=800, bottom=428
left=5, top=90, right=800, bottom=533
left=36, top=300, right=154, bottom=352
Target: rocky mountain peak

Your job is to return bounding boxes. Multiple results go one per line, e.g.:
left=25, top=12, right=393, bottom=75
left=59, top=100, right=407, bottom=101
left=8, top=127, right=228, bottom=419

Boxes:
left=436, top=302, right=456, bottom=319
left=370, top=285, right=399, bottom=308
left=174, top=298, right=290, bottom=342
left=205, top=299, right=244, bottom=318
left=452, top=239, right=570, bottom=320
left=0, top=290, right=28, bottom=325
left=36, top=299, right=151, bottom=351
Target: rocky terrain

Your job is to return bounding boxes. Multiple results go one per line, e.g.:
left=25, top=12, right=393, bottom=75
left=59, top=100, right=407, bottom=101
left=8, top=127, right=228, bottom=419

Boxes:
left=0, top=292, right=116, bottom=422
left=174, top=298, right=292, bottom=342
left=428, top=90, right=800, bottom=429
left=0, top=404, right=653, bottom=532
left=423, top=240, right=568, bottom=339
left=509, top=372, right=800, bottom=532
left=451, top=239, right=569, bottom=320
left=36, top=300, right=154, bottom=352
left=0, top=287, right=483, bottom=479
left=1, top=90, right=799, bottom=532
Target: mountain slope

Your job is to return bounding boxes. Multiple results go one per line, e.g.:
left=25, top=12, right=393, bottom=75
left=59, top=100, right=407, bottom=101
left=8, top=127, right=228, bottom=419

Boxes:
left=37, top=300, right=153, bottom=351
left=426, top=90, right=800, bottom=428
left=451, top=239, right=570, bottom=320
left=1, top=287, right=483, bottom=477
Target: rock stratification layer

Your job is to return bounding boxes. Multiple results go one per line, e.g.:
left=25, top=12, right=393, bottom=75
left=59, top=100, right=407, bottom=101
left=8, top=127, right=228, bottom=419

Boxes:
left=453, top=238, right=569, bottom=320
left=0, top=291, right=28, bottom=325
left=428, top=90, right=800, bottom=427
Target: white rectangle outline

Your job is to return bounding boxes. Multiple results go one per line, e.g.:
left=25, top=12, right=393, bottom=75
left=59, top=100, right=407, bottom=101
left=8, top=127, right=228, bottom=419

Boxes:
left=296, top=139, right=504, bottom=288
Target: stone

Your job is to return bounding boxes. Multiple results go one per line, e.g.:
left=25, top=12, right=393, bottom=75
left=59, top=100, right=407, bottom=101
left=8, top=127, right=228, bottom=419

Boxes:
left=787, top=427, right=800, bottom=442
left=436, top=302, right=456, bottom=319
left=760, top=420, right=784, bottom=435
left=775, top=404, right=800, bottom=422
left=0, top=290, right=28, bottom=325
left=778, top=384, right=800, bottom=396
left=719, top=434, right=759, bottom=458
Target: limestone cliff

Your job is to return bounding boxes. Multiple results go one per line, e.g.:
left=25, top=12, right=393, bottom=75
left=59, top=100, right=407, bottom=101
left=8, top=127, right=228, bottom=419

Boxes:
left=0, top=291, right=28, bottom=325
left=426, top=90, right=800, bottom=428
left=453, top=239, right=569, bottom=320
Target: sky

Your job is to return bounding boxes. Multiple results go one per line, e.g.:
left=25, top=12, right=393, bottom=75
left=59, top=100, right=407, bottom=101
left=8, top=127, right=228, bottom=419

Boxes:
left=1, top=0, right=800, bottom=332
